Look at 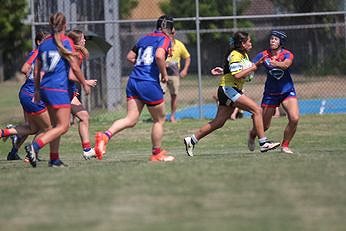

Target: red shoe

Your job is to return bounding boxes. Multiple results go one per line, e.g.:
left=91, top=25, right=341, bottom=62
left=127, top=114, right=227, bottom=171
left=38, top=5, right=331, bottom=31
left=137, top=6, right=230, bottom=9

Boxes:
left=95, top=132, right=108, bottom=160
left=149, top=150, right=175, bottom=162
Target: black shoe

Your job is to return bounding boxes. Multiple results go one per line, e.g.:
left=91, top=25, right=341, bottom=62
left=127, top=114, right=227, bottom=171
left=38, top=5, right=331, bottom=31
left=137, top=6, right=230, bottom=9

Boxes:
left=7, top=148, right=21, bottom=161
left=24, top=144, right=37, bottom=168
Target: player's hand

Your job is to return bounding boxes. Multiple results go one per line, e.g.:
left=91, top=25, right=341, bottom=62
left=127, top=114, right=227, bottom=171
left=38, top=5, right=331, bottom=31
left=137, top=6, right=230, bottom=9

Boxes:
left=86, top=79, right=97, bottom=87
left=255, top=56, right=266, bottom=66
left=180, top=70, right=188, bottom=78
left=83, top=83, right=91, bottom=95
left=211, top=67, right=224, bottom=76
left=161, top=74, right=168, bottom=83
left=33, top=91, right=41, bottom=104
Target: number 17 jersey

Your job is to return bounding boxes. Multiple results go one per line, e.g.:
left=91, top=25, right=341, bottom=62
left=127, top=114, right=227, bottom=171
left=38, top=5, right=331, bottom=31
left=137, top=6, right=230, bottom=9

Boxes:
left=130, top=30, right=171, bottom=82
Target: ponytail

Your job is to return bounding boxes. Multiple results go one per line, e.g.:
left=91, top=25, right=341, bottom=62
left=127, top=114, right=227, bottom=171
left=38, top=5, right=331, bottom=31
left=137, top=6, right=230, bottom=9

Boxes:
left=49, top=12, right=75, bottom=61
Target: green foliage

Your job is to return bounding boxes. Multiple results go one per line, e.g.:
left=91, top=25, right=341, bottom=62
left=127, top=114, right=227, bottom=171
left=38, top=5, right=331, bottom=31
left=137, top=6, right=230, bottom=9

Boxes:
left=119, top=0, right=139, bottom=19
left=271, top=0, right=343, bottom=12
left=270, top=0, right=345, bottom=75
left=160, top=0, right=252, bottom=44
left=0, top=0, right=31, bottom=80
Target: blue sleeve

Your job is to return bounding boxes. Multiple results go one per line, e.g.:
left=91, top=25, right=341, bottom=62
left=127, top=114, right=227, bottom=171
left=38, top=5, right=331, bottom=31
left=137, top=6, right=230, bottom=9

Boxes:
left=252, top=52, right=264, bottom=63
left=63, top=39, right=73, bottom=52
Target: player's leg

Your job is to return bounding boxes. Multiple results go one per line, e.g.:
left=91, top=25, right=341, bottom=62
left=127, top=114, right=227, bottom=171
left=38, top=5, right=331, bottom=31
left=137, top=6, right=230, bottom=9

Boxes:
left=184, top=105, right=233, bottom=157
left=281, top=96, right=299, bottom=153
left=147, top=102, right=174, bottom=162
left=237, top=94, right=280, bottom=152
left=169, top=76, right=180, bottom=123
left=71, top=97, right=95, bottom=159
left=95, top=98, right=144, bottom=159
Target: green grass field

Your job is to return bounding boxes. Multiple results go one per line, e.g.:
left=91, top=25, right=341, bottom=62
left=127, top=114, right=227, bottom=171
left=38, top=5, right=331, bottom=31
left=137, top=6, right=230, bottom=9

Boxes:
left=0, top=81, right=346, bottom=231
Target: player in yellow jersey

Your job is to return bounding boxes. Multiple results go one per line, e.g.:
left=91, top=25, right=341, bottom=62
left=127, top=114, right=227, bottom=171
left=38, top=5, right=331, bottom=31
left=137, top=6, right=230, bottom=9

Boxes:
left=184, top=31, right=280, bottom=156
left=162, top=27, right=191, bottom=122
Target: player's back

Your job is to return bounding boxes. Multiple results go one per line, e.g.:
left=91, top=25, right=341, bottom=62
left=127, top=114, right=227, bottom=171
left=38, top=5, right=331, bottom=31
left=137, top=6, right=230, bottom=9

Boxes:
left=38, top=35, right=73, bottom=90
left=130, top=31, right=171, bottom=82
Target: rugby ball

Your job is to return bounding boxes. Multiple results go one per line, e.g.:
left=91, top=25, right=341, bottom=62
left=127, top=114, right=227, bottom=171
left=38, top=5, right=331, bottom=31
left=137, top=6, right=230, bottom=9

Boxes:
left=241, top=59, right=255, bottom=82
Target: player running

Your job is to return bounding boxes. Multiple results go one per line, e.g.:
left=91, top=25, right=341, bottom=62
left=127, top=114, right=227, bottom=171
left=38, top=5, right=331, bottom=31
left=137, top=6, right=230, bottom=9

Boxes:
left=94, top=15, right=175, bottom=162
left=184, top=31, right=280, bottom=157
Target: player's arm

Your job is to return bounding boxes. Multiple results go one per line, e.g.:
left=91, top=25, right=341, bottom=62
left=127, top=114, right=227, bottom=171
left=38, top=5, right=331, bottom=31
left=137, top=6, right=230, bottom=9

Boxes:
left=180, top=56, right=191, bottom=78
left=232, top=62, right=257, bottom=79
left=127, top=45, right=137, bottom=64
left=21, top=63, right=31, bottom=76
left=156, top=47, right=168, bottom=83
left=210, top=67, right=224, bottom=76
left=33, top=59, right=42, bottom=103
left=69, top=70, right=97, bottom=87
left=270, top=51, right=293, bottom=70
left=68, top=55, right=90, bottom=95
left=270, top=58, right=292, bottom=70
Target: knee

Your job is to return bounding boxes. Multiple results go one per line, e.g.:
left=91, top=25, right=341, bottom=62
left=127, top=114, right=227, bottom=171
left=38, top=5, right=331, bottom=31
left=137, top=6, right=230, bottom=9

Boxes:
left=252, top=105, right=263, bottom=117
left=127, top=119, right=138, bottom=128
left=58, top=123, right=70, bottom=135
left=289, top=115, right=299, bottom=126
left=213, top=118, right=226, bottom=129
left=77, top=111, right=89, bottom=123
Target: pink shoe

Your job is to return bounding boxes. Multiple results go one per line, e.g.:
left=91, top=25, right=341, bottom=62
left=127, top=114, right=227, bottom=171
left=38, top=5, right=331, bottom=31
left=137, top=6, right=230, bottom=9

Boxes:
left=94, top=132, right=108, bottom=160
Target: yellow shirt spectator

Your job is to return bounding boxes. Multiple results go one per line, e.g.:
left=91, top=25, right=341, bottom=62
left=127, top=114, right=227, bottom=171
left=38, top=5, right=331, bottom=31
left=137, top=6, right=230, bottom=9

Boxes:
left=166, top=39, right=190, bottom=76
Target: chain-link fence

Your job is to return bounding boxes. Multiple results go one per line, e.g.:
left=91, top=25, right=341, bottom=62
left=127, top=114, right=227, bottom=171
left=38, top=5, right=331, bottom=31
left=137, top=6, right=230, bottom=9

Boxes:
left=28, top=0, right=346, bottom=120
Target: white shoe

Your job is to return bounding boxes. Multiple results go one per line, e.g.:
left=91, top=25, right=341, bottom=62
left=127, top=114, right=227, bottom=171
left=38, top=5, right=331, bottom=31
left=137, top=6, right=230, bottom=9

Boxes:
left=281, top=147, right=293, bottom=154
left=184, top=137, right=194, bottom=157
left=82, top=148, right=96, bottom=160
left=247, top=132, right=255, bottom=152
left=260, top=141, right=280, bottom=152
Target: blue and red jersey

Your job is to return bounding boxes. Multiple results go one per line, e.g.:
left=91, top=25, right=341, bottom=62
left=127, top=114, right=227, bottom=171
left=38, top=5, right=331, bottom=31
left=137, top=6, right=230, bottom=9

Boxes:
left=129, top=30, right=171, bottom=82
left=38, top=34, right=75, bottom=90
left=253, top=48, right=295, bottom=94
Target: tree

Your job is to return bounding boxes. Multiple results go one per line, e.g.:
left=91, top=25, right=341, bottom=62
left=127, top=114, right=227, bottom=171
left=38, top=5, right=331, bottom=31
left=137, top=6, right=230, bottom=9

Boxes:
left=270, top=0, right=345, bottom=75
left=160, top=0, right=252, bottom=43
left=0, top=0, right=31, bottom=81
left=159, top=0, right=253, bottom=73
left=120, top=0, right=139, bottom=19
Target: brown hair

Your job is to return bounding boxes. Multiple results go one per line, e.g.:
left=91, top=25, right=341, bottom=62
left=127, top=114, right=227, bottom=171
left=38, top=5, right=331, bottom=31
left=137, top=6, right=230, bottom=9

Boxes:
left=35, top=31, right=48, bottom=47
left=49, top=12, right=74, bottom=61
left=67, top=29, right=89, bottom=59
left=223, top=31, right=249, bottom=74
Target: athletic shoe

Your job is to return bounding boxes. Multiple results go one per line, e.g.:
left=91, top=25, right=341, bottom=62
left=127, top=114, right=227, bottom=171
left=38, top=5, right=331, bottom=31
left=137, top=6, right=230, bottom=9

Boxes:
left=149, top=150, right=175, bottom=162
left=259, top=141, right=280, bottom=153
left=24, top=144, right=37, bottom=168
left=184, top=136, right=194, bottom=157
left=281, top=147, right=294, bottom=154
left=48, top=159, right=68, bottom=168
left=7, top=148, right=21, bottom=161
left=95, top=132, right=108, bottom=160
left=247, top=132, right=255, bottom=152
left=82, top=148, right=96, bottom=160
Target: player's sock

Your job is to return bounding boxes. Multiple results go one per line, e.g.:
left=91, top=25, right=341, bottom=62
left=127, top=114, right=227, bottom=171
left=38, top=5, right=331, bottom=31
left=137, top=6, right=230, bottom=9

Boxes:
left=281, top=140, right=290, bottom=148
left=32, top=138, right=45, bottom=153
left=50, top=152, right=59, bottom=161
left=104, top=130, right=112, bottom=141
left=0, top=129, right=11, bottom=138
left=191, top=134, right=198, bottom=145
left=152, top=147, right=162, bottom=155
left=259, top=137, right=267, bottom=145
left=82, top=141, right=91, bottom=152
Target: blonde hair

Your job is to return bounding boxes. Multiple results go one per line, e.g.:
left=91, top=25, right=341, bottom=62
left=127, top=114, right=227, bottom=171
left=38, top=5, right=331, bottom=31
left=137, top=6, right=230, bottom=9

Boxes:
left=67, top=29, right=89, bottom=59
left=49, top=12, right=74, bottom=61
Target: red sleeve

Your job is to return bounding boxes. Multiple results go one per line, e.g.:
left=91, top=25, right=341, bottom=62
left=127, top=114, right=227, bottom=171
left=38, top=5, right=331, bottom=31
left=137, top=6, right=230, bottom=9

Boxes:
left=26, top=49, right=38, bottom=65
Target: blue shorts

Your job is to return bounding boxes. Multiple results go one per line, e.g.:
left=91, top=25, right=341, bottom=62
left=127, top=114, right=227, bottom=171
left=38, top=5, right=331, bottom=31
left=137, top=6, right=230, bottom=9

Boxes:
left=126, top=78, right=164, bottom=106
left=19, top=89, right=47, bottom=115
left=40, top=88, right=71, bottom=109
left=217, top=86, right=243, bottom=106
left=261, top=90, right=297, bottom=107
